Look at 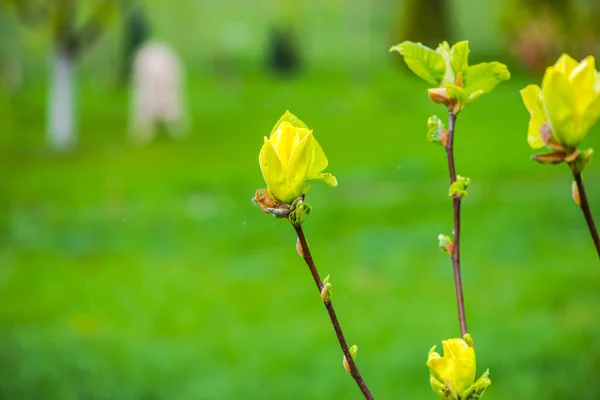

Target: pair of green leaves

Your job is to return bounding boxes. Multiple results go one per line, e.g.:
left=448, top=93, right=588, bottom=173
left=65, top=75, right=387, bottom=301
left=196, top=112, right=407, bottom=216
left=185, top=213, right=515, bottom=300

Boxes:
left=390, top=41, right=510, bottom=110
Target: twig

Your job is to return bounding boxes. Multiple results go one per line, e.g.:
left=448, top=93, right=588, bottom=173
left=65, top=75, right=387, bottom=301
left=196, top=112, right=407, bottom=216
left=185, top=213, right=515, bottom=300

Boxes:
left=445, top=110, right=468, bottom=337
left=293, top=224, right=375, bottom=400
left=572, top=171, right=600, bottom=258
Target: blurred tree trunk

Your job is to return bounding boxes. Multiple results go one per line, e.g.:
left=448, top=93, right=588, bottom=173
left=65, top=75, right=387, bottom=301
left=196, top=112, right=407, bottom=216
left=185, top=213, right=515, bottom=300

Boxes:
left=266, top=0, right=302, bottom=76
left=7, top=0, right=120, bottom=151
left=47, top=46, right=75, bottom=150
left=393, top=0, right=451, bottom=47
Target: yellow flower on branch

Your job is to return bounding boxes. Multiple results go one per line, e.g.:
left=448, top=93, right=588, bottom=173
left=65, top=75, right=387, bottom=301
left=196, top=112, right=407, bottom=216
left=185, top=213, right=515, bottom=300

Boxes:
left=259, top=111, right=337, bottom=204
left=427, top=337, right=490, bottom=400
left=521, top=54, right=600, bottom=150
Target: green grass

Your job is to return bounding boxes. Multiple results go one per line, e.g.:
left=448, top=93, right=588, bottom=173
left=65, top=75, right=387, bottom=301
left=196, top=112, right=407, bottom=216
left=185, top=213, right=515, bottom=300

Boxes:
left=1, top=65, right=600, bottom=399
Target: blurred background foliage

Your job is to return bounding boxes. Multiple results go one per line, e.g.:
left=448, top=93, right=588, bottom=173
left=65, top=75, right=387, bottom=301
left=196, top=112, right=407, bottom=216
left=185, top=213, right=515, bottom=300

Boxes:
left=1, top=0, right=600, bottom=399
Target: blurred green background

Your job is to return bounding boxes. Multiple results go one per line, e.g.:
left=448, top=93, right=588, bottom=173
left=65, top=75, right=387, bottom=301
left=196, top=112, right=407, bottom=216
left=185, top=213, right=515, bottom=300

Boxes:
left=1, top=0, right=600, bottom=399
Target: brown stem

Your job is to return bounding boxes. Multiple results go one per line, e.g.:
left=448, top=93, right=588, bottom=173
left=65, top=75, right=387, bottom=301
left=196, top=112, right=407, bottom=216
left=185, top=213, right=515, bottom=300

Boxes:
left=445, top=110, right=468, bottom=337
left=293, top=224, right=375, bottom=400
left=572, top=171, right=600, bottom=258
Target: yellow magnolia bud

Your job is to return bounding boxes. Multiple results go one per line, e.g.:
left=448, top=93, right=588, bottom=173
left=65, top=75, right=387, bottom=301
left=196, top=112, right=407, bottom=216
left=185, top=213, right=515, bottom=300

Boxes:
left=427, top=338, right=491, bottom=400
left=428, top=339, right=476, bottom=397
left=259, top=111, right=338, bottom=204
left=521, top=54, right=600, bottom=150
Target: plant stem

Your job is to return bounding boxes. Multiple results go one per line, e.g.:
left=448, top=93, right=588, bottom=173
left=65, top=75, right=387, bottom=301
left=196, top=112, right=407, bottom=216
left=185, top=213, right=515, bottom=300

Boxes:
left=445, top=110, right=468, bottom=337
left=293, top=224, right=375, bottom=400
left=572, top=171, right=600, bottom=258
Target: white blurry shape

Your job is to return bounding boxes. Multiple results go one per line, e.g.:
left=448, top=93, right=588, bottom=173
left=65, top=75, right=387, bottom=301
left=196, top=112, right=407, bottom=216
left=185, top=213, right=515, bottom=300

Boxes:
left=48, top=48, right=75, bottom=151
left=130, top=41, right=188, bottom=145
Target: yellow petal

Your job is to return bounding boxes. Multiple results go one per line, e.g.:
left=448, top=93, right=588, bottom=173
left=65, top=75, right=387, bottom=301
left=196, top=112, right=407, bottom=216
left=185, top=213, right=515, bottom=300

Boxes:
left=427, top=349, right=446, bottom=385
left=259, top=137, right=289, bottom=203
left=309, top=137, right=328, bottom=175
left=542, top=66, right=578, bottom=147
left=270, top=110, right=309, bottom=135
left=442, top=339, right=476, bottom=394
left=569, top=56, right=596, bottom=112
left=285, top=131, right=315, bottom=204
left=270, top=122, right=311, bottom=169
left=581, top=94, right=600, bottom=135
left=428, top=356, right=457, bottom=387
left=554, top=54, right=579, bottom=76
left=292, top=127, right=312, bottom=154
left=520, top=84, right=547, bottom=149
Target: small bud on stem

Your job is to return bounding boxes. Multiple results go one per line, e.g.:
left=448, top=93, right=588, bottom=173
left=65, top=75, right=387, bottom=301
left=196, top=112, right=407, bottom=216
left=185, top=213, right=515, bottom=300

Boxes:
left=296, top=237, right=305, bottom=257
left=343, top=345, right=359, bottom=373
left=572, top=181, right=581, bottom=206
left=449, top=175, right=471, bottom=198
left=321, top=282, right=332, bottom=303
left=438, top=234, right=454, bottom=255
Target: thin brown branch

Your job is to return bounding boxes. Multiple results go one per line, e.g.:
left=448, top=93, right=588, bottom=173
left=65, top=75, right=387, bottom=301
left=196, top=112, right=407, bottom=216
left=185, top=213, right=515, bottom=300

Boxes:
left=293, top=224, right=375, bottom=400
left=572, top=170, right=600, bottom=258
left=445, top=109, right=468, bottom=337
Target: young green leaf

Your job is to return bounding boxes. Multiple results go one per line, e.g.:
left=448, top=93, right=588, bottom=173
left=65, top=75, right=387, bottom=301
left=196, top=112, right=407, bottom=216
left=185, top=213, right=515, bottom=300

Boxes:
left=390, top=41, right=446, bottom=85
left=464, top=62, right=511, bottom=97
left=445, top=83, right=467, bottom=106
left=436, top=41, right=455, bottom=85
left=451, top=41, right=470, bottom=76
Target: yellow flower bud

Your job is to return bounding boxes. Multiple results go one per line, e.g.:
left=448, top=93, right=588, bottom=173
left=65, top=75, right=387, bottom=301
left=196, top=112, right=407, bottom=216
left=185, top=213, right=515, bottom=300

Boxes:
left=259, top=111, right=337, bottom=204
left=521, top=54, right=600, bottom=150
left=427, top=338, right=491, bottom=399
left=428, top=338, right=476, bottom=398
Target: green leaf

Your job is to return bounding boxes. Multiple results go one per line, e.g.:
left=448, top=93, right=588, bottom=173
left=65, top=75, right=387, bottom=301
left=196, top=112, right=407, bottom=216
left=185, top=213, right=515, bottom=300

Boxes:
left=289, top=201, right=312, bottom=226
left=464, top=369, right=491, bottom=399
left=450, top=41, right=470, bottom=76
left=436, top=41, right=455, bottom=85
left=390, top=41, right=446, bottom=85
left=463, top=62, right=511, bottom=98
left=445, top=83, right=467, bottom=105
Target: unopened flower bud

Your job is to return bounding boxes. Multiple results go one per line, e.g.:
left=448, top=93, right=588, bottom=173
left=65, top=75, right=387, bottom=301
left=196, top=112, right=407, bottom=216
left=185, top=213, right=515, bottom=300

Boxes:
left=321, top=282, right=332, bottom=303
left=521, top=54, right=600, bottom=151
left=259, top=111, right=337, bottom=204
left=343, top=345, right=358, bottom=373
left=323, top=275, right=330, bottom=285
left=428, top=337, right=491, bottom=400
